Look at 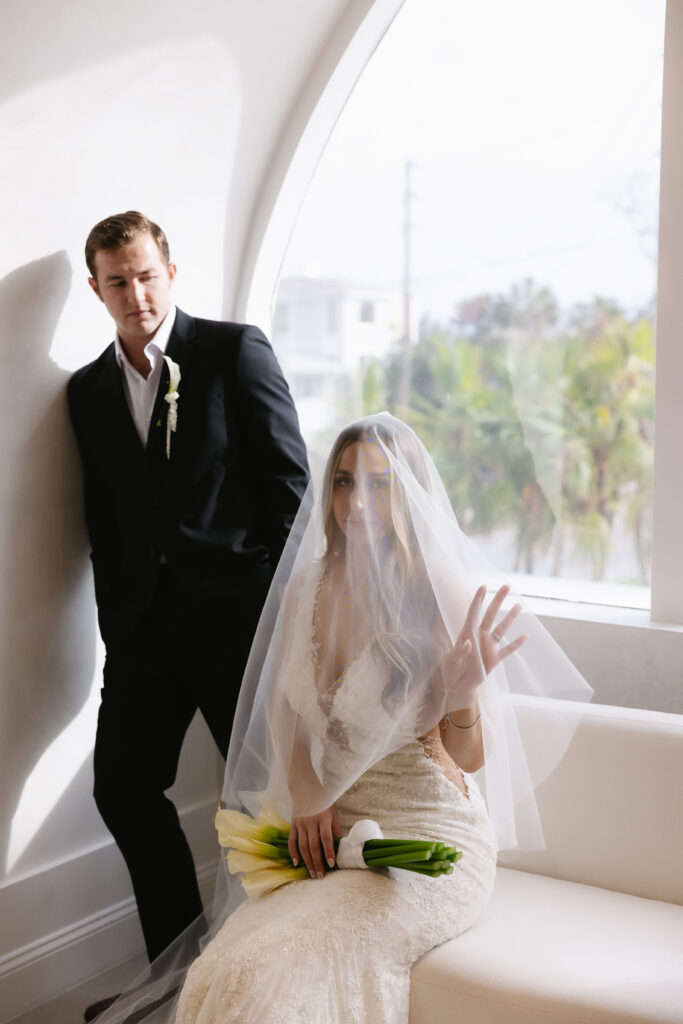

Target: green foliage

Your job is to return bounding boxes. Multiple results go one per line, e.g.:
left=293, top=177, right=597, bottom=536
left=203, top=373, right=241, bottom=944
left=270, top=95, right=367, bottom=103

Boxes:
left=360, top=279, right=654, bottom=582
left=361, top=358, right=384, bottom=416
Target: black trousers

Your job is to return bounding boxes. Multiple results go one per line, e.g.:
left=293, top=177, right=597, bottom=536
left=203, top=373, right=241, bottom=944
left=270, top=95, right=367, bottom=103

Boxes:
left=93, top=567, right=265, bottom=962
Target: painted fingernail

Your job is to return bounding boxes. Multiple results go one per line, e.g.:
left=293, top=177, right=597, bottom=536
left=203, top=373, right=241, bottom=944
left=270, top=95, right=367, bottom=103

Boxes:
left=328, top=858, right=335, bottom=868
left=317, top=870, right=325, bottom=880
left=292, top=857, right=298, bottom=866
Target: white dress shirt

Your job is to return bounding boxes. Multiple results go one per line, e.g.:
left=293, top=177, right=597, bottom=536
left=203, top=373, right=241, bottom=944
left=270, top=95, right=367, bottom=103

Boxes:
left=114, top=306, right=177, bottom=447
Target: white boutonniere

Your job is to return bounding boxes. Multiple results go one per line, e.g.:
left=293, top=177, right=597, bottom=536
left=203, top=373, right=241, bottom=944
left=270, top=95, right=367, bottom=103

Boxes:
left=163, top=356, right=181, bottom=458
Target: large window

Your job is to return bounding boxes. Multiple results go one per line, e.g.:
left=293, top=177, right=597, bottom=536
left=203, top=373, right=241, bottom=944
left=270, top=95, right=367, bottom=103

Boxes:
left=272, top=0, right=665, bottom=607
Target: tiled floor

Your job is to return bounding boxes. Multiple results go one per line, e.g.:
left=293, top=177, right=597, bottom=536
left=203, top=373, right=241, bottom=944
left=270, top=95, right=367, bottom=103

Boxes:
left=8, top=955, right=147, bottom=1024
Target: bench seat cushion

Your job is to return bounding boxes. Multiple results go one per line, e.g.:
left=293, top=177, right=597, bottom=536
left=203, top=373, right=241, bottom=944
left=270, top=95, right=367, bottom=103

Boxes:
left=410, top=867, right=683, bottom=1024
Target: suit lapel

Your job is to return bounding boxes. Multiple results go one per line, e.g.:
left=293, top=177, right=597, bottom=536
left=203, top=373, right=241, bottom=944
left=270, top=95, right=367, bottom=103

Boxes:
left=99, top=346, right=146, bottom=457
left=146, top=359, right=170, bottom=460
left=164, top=307, right=197, bottom=374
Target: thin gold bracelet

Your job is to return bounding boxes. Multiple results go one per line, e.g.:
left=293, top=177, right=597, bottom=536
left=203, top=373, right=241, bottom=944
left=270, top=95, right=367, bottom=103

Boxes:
left=444, top=711, right=481, bottom=730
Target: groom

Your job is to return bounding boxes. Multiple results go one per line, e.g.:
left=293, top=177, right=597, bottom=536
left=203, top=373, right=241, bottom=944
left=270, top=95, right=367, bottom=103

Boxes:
left=67, top=212, right=309, bottom=1004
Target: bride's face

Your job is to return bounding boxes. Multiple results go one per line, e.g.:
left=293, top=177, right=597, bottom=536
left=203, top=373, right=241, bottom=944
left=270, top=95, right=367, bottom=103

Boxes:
left=332, top=441, right=393, bottom=543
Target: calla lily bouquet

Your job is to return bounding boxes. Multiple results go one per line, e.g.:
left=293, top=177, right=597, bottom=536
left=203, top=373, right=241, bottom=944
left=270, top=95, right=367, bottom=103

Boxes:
left=215, top=805, right=463, bottom=899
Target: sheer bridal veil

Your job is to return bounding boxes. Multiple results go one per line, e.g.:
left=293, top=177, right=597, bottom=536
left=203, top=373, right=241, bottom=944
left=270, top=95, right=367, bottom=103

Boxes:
left=225, top=412, right=592, bottom=846
left=99, top=412, right=592, bottom=1023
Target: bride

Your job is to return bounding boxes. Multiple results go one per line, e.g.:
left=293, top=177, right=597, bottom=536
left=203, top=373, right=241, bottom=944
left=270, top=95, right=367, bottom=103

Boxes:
left=99, top=413, right=591, bottom=1024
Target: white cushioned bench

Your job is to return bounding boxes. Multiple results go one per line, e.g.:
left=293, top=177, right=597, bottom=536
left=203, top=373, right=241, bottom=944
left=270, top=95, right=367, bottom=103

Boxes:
left=410, top=702, right=683, bottom=1023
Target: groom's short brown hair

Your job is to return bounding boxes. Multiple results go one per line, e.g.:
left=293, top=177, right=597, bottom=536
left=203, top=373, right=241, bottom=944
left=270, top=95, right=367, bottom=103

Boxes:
left=85, top=211, right=170, bottom=278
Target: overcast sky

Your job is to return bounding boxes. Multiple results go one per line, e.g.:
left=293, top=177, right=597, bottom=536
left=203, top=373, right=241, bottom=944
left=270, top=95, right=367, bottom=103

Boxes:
left=281, top=0, right=665, bottom=322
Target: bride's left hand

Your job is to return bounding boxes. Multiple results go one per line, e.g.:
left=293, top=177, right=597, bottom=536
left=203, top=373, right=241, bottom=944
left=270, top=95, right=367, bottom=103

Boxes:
left=441, top=585, right=527, bottom=703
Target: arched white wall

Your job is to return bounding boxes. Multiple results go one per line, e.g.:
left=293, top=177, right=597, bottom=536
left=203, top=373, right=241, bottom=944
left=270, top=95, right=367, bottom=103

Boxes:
left=0, top=2, right=402, bottom=1016
left=234, top=0, right=406, bottom=327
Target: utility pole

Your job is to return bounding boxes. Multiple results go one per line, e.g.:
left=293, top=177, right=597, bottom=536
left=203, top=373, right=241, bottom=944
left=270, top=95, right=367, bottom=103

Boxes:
left=398, top=159, right=414, bottom=411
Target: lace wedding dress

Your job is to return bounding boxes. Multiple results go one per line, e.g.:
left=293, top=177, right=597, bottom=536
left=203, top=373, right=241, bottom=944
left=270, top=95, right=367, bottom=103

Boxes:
left=175, top=568, right=497, bottom=1024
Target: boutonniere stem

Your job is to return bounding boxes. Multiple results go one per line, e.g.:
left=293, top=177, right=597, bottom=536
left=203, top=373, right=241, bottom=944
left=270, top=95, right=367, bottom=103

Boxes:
left=163, top=356, right=181, bottom=458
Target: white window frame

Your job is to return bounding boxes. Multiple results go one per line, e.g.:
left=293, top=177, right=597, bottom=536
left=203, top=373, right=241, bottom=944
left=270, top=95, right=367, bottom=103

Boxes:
left=651, top=0, right=683, bottom=625
left=238, top=0, right=683, bottom=630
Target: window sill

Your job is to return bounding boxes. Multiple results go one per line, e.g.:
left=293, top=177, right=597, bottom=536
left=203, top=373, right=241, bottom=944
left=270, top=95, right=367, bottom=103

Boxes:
left=506, top=573, right=683, bottom=632
left=527, top=594, right=683, bottom=631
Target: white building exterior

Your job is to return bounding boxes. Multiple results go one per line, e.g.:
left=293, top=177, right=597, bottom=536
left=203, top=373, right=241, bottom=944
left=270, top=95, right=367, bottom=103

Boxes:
left=273, top=276, right=402, bottom=435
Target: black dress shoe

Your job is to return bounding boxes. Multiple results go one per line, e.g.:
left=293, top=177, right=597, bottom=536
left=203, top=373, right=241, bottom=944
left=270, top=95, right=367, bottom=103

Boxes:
left=84, top=995, right=121, bottom=1022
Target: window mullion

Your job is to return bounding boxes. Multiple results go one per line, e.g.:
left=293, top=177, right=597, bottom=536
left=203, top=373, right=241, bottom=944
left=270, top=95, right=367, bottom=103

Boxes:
left=651, top=0, right=683, bottom=624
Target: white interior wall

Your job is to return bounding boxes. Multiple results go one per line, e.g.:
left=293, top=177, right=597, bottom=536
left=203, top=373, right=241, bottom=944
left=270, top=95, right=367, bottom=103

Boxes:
left=0, top=0, right=681, bottom=1018
left=0, top=1, right=376, bottom=1017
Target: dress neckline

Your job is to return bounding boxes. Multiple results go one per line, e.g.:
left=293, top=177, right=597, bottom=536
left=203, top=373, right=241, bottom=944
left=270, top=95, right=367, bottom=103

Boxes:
left=311, top=562, right=370, bottom=715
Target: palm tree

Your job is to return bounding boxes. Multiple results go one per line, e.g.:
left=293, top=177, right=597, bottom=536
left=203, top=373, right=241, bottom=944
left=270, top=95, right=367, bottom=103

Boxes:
left=557, top=305, right=654, bottom=580
left=358, top=284, right=654, bottom=584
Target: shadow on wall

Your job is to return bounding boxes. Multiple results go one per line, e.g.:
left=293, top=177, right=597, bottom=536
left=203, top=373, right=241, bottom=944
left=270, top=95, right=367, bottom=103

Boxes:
left=0, top=253, right=97, bottom=880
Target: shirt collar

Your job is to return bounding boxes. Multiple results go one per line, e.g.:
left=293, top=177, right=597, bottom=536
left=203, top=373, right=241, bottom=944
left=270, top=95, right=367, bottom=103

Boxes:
left=114, top=305, right=177, bottom=372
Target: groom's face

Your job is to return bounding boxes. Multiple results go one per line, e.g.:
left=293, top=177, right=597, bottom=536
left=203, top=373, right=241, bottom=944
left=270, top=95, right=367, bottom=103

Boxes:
left=88, top=232, right=177, bottom=349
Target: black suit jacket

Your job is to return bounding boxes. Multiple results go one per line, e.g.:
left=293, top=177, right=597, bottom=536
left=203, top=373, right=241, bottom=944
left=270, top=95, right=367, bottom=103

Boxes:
left=67, top=308, right=309, bottom=650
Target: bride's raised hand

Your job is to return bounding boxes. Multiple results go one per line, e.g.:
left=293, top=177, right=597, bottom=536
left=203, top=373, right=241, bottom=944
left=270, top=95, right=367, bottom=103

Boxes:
left=441, top=585, right=527, bottom=703
left=289, top=805, right=342, bottom=880
left=478, top=584, right=528, bottom=674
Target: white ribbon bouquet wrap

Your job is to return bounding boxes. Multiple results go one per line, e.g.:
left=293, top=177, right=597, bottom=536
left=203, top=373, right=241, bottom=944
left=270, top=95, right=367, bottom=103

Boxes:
left=336, top=820, right=383, bottom=870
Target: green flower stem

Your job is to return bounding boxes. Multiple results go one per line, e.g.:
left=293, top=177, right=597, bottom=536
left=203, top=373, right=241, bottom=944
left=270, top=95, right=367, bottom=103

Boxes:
left=362, top=838, right=438, bottom=849
left=251, top=842, right=292, bottom=860
left=362, top=843, right=439, bottom=860
left=362, top=849, right=435, bottom=867
left=404, top=863, right=455, bottom=877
